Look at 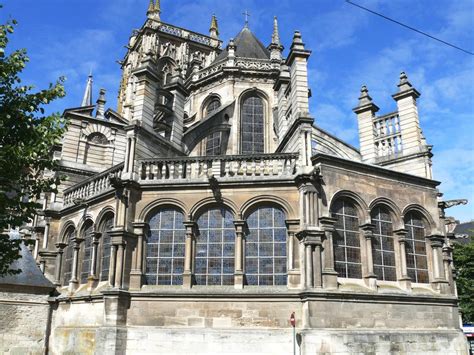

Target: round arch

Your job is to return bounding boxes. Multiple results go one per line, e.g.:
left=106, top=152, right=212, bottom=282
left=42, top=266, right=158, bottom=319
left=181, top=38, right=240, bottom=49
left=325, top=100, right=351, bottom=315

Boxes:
left=190, top=197, right=238, bottom=221
left=139, top=198, right=188, bottom=222
left=201, top=93, right=222, bottom=119
left=59, top=221, right=76, bottom=243
left=329, top=190, right=370, bottom=224
left=402, top=204, right=437, bottom=235
left=95, top=206, right=115, bottom=228
left=240, top=195, right=295, bottom=220
left=76, top=215, right=95, bottom=236
left=369, top=197, right=403, bottom=230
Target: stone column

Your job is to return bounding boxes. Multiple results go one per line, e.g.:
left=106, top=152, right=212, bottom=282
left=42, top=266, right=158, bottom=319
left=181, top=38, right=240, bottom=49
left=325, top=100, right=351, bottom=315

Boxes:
left=394, top=229, right=411, bottom=291
left=54, top=242, right=67, bottom=286
left=182, top=221, right=195, bottom=288
left=233, top=220, right=245, bottom=289
left=88, top=231, right=102, bottom=290
left=130, top=222, right=148, bottom=290
left=319, top=217, right=338, bottom=289
left=429, top=234, right=450, bottom=294
left=361, top=223, right=377, bottom=290
left=69, top=237, right=84, bottom=292
left=114, top=242, right=125, bottom=289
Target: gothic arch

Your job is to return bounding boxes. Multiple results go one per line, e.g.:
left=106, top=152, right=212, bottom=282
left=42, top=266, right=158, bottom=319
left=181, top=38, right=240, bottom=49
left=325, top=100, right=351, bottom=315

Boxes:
left=139, top=198, right=188, bottom=222
left=240, top=195, right=296, bottom=220
left=369, top=197, right=403, bottom=230
left=329, top=190, right=370, bottom=224
left=402, top=204, right=437, bottom=235
left=190, top=197, right=238, bottom=221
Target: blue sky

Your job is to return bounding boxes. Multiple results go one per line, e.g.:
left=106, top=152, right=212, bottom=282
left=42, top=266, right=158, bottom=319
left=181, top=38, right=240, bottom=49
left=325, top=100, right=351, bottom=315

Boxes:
left=2, top=0, right=473, bottom=222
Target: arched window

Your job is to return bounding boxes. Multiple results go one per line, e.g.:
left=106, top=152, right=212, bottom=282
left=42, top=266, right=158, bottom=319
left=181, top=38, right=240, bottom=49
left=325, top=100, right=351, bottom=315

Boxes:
left=205, top=132, right=221, bottom=156
left=100, top=214, right=114, bottom=282
left=241, top=96, right=264, bottom=154
left=332, top=199, right=362, bottom=279
left=145, top=208, right=185, bottom=285
left=205, top=98, right=221, bottom=117
left=404, top=212, right=428, bottom=283
left=84, top=132, right=108, bottom=167
left=62, top=227, right=75, bottom=285
left=245, top=206, right=287, bottom=286
left=80, top=222, right=94, bottom=284
left=195, top=207, right=234, bottom=286
left=371, top=206, right=396, bottom=281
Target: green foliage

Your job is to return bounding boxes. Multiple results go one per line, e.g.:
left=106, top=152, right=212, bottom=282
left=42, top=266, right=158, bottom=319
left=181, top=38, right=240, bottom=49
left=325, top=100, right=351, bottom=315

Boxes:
left=0, top=7, right=66, bottom=276
left=453, top=236, right=474, bottom=323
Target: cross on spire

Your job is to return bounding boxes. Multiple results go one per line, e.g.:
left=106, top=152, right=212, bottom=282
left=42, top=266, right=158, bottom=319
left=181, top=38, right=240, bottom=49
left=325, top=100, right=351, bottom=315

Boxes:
left=242, top=10, right=251, bottom=27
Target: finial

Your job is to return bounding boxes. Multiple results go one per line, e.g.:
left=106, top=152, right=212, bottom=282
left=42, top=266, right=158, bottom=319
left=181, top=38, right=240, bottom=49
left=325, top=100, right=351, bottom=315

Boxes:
left=81, top=74, right=93, bottom=107
left=398, top=71, right=413, bottom=92
left=96, top=89, right=106, bottom=119
left=209, top=14, right=219, bottom=39
left=272, top=16, right=281, bottom=45
left=155, top=0, right=160, bottom=12
left=242, top=10, right=251, bottom=28
left=353, top=85, right=379, bottom=113
left=147, top=0, right=155, bottom=15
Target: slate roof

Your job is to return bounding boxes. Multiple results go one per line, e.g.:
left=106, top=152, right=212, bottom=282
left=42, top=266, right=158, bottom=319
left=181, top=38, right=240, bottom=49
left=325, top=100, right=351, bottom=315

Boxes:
left=215, top=26, right=270, bottom=62
left=0, top=240, right=55, bottom=292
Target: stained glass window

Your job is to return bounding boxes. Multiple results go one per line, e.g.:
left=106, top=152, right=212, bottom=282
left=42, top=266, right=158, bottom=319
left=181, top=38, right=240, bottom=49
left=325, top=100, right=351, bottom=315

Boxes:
left=195, top=207, right=234, bottom=286
left=245, top=206, right=287, bottom=286
left=241, top=96, right=264, bottom=154
left=371, top=207, right=396, bottom=281
left=205, top=132, right=221, bottom=156
left=80, top=223, right=94, bottom=284
left=332, top=199, right=362, bottom=279
left=145, top=208, right=185, bottom=285
left=100, top=215, right=114, bottom=282
left=404, top=212, right=429, bottom=283
left=206, top=99, right=221, bottom=117
left=62, top=228, right=75, bottom=285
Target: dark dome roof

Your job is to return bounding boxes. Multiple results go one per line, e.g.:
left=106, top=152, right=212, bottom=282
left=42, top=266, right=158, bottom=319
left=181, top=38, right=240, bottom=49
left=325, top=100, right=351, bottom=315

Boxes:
left=215, top=27, right=270, bottom=62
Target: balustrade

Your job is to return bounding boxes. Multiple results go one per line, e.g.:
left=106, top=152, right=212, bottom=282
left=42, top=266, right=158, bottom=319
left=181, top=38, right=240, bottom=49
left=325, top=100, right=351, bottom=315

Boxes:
left=63, top=163, right=124, bottom=207
left=139, top=153, right=298, bottom=182
left=373, top=112, right=403, bottom=158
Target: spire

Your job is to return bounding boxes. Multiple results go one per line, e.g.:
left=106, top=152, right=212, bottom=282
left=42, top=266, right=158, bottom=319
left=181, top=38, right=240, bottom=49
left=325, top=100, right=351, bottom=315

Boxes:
left=398, top=71, right=413, bottom=92
left=81, top=73, right=93, bottom=107
left=393, top=71, right=420, bottom=100
left=209, top=14, right=219, bottom=39
left=271, top=16, right=280, bottom=45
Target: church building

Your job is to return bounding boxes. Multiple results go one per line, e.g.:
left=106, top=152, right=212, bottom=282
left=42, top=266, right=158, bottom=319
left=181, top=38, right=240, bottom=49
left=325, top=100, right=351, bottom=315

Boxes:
left=1, top=1, right=468, bottom=354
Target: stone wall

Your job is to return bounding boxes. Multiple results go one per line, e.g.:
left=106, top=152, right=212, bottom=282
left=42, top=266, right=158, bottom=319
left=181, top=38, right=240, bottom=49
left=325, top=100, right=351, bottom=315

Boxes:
left=0, top=291, right=51, bottom=355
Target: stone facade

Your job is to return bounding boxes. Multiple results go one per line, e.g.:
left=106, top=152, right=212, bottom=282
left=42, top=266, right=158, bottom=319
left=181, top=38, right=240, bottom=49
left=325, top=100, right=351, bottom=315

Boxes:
left=3, top=1, right=469, bottom=354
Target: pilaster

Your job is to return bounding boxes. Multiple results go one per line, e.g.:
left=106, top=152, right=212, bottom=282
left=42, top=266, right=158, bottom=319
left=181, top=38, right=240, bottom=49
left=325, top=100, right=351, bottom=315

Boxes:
left=360, top=223, right=377, bottom=290
left=87, top=231, right=102, bottom=291
left=69, top=237, right=84, bottom=293
left=394, top=229, right=412, bottom=291
left=429, top=234, right=450, bottom=294
left=129, top=222, right=148, bottom=290
left=353, top=85, right=379, bottom=163
left=296, top=229, right=324, bottom=289
left=286, top=219, right=301, bottom=289
left=319, top=216, right=338, bottom=289
left=54, top=242, right=67, bottom=286
left=108, top=229, right=137, bottom=290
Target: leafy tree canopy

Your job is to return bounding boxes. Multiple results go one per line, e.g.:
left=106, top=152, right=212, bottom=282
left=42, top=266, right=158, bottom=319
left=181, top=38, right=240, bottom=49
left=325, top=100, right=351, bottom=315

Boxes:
left=0, top=6, right=66, bottom=276
left=453, top=236, right=474, bottom=324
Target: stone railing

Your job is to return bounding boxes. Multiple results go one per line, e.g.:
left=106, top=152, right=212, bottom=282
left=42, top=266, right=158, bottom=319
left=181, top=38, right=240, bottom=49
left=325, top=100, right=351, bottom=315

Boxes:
left=158, top=24, right=220, bottom=48
left=139, top=153, right=299, bottom=182
left=63, top=163, right=124, bottom=207
left=373, top=112, right=403, bottom=157
left=235, top=58, right=273, bottom=71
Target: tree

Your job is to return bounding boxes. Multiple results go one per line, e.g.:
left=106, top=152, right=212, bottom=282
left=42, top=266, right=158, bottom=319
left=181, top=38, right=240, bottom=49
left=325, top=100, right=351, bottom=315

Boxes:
left=0, top=6, right=66, bottom=276
left=453, top=236, right=474, bottom=323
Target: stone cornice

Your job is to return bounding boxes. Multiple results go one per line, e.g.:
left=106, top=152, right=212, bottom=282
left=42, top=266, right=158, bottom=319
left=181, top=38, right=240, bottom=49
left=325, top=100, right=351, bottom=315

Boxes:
left=312, top=153, right=440, bottom=189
